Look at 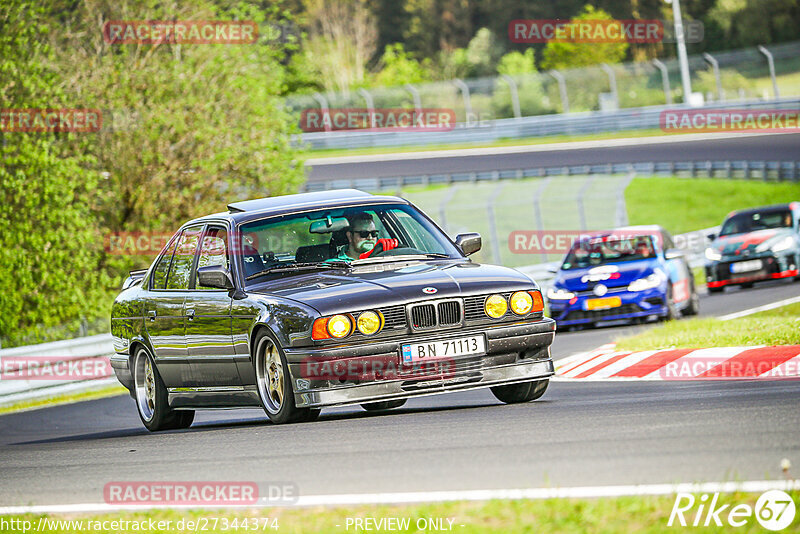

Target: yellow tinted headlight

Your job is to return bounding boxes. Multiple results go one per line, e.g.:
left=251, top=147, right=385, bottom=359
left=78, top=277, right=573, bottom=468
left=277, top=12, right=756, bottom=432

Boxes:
left=357, top=311, right=382, bottom=335
left=510, top=291, right=534, bottom=315
left=327, top=314, right=352, bottom=338
left=484, top=294, right=508, bottom=318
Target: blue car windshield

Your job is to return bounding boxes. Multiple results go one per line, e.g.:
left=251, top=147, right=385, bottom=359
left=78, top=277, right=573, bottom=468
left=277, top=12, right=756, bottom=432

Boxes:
left=561, top=236, right=656, bottom=270
left=719, top=210, right=792, bottom=236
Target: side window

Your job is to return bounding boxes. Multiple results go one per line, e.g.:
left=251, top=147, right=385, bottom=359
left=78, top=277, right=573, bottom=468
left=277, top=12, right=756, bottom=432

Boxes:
left=151, top=235, right=180, bottom=290
left=165, top=226, right=203, bottom=290
left=196, top=226, right=230, bottom=290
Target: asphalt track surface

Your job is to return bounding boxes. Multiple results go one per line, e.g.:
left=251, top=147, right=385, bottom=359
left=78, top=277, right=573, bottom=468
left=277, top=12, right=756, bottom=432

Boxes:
left=2, top=279, right=799, bottom=507
left=305, top=132, right=800, bottom=182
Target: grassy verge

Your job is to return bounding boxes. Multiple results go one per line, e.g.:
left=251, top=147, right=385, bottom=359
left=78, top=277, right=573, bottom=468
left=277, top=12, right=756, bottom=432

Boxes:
left=300, top=128, right=679, bottom=160
left=626, top=178, right=800, bottom=235
left=0, top=384, right=127, bottom=416
left=4, top=492, right=797, bottom=533
left=615, top=302, right=800, bottom=351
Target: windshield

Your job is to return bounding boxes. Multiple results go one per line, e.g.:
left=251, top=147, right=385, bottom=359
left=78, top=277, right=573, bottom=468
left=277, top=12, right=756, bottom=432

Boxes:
left=238, top=203, right=461, bottom=284
left=561, top=235, right=656, bottom=270
left=719, top=210, right=793, bottom=236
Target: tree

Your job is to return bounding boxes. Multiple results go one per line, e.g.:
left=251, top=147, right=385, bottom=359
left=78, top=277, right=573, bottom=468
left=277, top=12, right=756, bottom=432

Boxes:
left=540, top=5, right=629, bottom=70
left=373, top=44, right=431, bottom=86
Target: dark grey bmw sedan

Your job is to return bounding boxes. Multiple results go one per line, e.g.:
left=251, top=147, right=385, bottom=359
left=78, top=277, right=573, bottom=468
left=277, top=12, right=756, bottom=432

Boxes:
left=111, top=189, right=556, bottom=430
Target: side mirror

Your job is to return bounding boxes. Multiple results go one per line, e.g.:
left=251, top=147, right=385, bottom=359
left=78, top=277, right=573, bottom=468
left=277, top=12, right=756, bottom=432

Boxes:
left=706, top=232, right=717, bottom=241
left=455, top=233, right=482, bottom=256
left=546, top=264, right=559, bottom=274
left=197, top=265, right=234, bottom=290
left=664, top=249, right=684, bottom=260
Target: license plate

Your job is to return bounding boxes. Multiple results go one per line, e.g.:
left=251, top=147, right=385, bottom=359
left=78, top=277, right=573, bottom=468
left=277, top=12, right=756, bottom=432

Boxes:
left=730, top=260, right=762, bottom=274
left=584, top=297, right=622, bottom=310
left=402, top=335, right=485, bottom=364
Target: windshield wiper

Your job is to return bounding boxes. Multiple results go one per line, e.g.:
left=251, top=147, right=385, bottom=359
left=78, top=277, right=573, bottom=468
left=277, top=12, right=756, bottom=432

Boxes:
left=245, top=261, right=351, bottom=281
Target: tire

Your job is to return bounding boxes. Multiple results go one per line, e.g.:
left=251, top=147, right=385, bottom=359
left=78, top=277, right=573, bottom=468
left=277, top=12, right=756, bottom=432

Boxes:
left=361, top=399, right=407, bottom=411
left=708, top=286, right=724, bottom=294
left=663, top=286, right=679, bottom=321
left=133, top=346, right=194, bottom=431
left=254, top=330, right=318, bottom=424
left=491, top=379, right=549, bottom=404
left=683, top=283, right=700, bottom=316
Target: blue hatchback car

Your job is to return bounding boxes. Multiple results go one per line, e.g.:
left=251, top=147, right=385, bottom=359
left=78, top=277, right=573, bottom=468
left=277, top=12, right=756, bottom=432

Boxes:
left=547, top=226, right=699, bottom=329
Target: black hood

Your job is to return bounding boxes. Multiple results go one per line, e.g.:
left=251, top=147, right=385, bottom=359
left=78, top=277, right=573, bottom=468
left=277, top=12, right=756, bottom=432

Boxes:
left=247, top=260, right=537, bottom=315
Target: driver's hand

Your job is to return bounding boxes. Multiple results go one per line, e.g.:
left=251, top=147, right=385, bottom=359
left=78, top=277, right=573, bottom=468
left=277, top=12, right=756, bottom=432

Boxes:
left=359, top=238, right=399, bottom=259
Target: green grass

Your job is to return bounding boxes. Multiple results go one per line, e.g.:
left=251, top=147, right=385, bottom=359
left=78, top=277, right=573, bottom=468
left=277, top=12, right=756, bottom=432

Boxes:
left=626, top=178, right=800, bottom=235
left=4, top=492, right=798, bottom=533
left=615, top=302, right=800, bottom=351
left=301, top=128, right=678, bottom=160
left=0, top=384, right=127, bottom=416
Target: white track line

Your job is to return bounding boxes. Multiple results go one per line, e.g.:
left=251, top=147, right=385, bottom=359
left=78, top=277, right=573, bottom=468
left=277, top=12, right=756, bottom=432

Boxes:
left=2, top=480, right=798, bottom=514
left=718, top=295, right=800, bottom=321
left=304, top=131, right=796, bottom=166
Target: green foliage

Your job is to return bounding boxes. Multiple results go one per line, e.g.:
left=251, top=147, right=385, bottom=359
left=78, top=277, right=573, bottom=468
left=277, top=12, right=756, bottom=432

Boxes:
left=465, top=28, right=504, bottom=78
left=497, top=49, right=536, bottom=76
left=540, top=5, right=629, bottom=70
left=693, top=68, right=755, bottom=100
left=0, top=0, right=306, bottom=345
left=372, top=44, right=430, bottom=86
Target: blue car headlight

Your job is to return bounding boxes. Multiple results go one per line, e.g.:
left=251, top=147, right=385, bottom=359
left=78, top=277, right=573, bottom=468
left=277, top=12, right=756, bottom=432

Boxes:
left=627, top=273, right=664, bottom=292
left=547, top=287, right=575, bottom=300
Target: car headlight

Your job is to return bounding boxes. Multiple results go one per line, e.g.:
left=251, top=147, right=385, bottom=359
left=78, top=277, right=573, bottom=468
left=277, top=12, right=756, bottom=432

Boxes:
left=756, top=236, right=794, bottom=253
left=547, top=287, right=575, bottom=300
left=705, top=248, right=722, bottom=261
left=356, top=310, right=383, bottom=336
left=627, top=273, right=664, bottom=292
left=484, top=294, right=508, bottom=318
left=510, top=291, right=533, bottom=315
left=312, top=314, right=353, bottom=340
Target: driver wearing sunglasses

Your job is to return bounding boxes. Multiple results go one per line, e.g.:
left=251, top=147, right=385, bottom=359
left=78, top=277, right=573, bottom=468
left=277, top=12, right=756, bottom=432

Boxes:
left=329, top=212, right=398, bottom=261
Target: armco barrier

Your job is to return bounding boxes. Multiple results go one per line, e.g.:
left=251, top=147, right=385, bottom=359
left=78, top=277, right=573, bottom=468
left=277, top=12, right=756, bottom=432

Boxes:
left=297, top=97, right=800, bottom=150
left=0, top=333, right=117, bottom=405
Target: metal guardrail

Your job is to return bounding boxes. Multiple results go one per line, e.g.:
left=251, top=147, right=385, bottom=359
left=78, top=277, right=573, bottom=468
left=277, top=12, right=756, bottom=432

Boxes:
left=297, top=97, right=800, bottom=150
left=0, top=334, right=116, bottom=405
left=304, top=159, right=800, bottom=192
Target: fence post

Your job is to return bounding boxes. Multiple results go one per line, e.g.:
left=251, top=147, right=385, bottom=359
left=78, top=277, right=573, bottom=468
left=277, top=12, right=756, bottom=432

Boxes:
left=404, top=84, right=423, bottom=117
left=547, top=70, right=569, bottom=114
left=576, top=176, right=596, bottom=231
left=757, top=46, right=780, bottom=99
left=438, top=185, right=460, bottom=235
left=702, top=53, right=723, bottom=102
left=601, top=64, right=619, bottom=109
left=311, top=92, right=331, bottom=132
left=499, top=74, right=522, bottom=119
left=453, top=79, right=473, bottom=123
left=486, top=183, right=506, bottom=265
left=357, top=88, right=377, bottom=129
left=532, top=176, right=554, bottom=263
left=652, top=59, right=673, bottom=105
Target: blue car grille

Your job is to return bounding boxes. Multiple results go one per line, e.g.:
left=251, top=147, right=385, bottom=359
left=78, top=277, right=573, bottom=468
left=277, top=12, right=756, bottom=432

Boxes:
left=564, top=304, right=642, bottom=321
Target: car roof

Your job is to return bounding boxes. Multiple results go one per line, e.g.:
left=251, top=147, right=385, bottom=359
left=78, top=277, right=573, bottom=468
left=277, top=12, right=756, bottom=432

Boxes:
left=726, top=203, right=798, bottom=218
left=581, top=225, right=665, bottom=239
left=183, top=189, right=410, bottom=227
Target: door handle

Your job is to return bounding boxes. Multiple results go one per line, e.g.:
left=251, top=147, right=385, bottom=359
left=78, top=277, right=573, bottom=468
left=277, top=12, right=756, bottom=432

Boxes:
left=186, top=308, right=195, bottom=321
left=147, top=310, right=157, bottom=321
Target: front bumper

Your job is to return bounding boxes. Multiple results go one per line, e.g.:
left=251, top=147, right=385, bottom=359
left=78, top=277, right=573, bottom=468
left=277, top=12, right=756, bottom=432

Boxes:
left=706, top=253, right=798, bottom=288
left=284, top=319, right=556, bottom=408
left=548, top=288, right=667, bottom=327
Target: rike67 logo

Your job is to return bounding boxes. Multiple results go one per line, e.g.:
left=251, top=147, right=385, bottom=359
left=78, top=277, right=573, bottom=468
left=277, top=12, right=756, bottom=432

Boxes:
left=668, top=490, right=796, bottom=530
